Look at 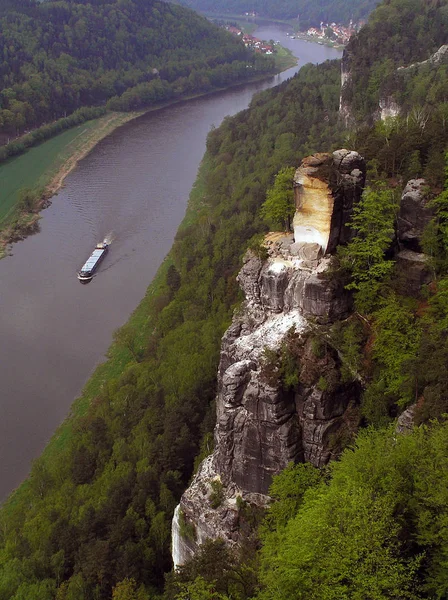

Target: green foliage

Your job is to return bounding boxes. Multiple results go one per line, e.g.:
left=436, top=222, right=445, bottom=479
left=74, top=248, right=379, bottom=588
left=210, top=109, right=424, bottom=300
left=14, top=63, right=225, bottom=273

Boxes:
left=166, top=265, right=182, bottom=296
left=343, top=1, right=448, bottom=186
left=0, top=107, right=106, bottom=165
left=262, top=463, right=323, bottom=533
left=181, top=0, right=379, bottom=28
left=412, top=277, right=448, bottom=423
left=3, top=0, right=448, bottom=595
left=178, top=510, right=196, bottom=542
left=112, top=578, right=149, bottom=600
left=261, top=332, right=302, bottom=391
left=0, top=57, right=343, bottom=597
left=338, top=184, right=397, bottom=314
left=209, top=480, right=224, bottom=509
left=310, top=336, right=326, bottom=359
left=165, top=538, right=259, bottom=600
left=247, top=233, right=269, bottom=261
left=317, top=375, right=328, bottom=391
left=329, top=318, right=365, bottom=383
left=256, top=423, right=448, bottom=599
left=360, top=294, right=421, bottom=426
left=344, top=0, right=448, bottom=121
left=174, top=577, right=229, bottom=600
left=193, top=432, right=214, bottom=473
left=370, top=294, right=421, bottom=406
left=422, top=152, right=448, bottom=274
left=0, top=0, right=274, bottom=138
left=17, top=187, right=40, bottom=212
left=260, top=166, right=296, bottom=231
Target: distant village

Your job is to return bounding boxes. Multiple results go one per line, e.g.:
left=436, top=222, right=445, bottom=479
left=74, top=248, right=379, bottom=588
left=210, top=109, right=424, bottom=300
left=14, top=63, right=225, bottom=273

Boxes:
left=225, top=25, right=275, bottom=54
left=301, top=20, right=360, bottom=45
left=225, top=17, right=362, bottom=48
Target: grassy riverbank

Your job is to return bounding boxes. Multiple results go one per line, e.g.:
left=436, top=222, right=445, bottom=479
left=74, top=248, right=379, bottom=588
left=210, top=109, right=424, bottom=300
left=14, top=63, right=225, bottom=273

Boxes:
left=0, top=111, right=142, bottom=257
left=0, top=54, right=295, bottom=259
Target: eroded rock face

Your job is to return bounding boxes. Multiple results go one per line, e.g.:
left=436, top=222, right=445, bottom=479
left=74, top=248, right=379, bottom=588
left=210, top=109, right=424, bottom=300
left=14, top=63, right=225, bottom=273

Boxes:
left=379, top=97, right=401, bottom=120
left=397, top=179, right=433, bottom=252
left=394, top=179, right=434, bottom=294
left=397, top=44, right=448, bottom=72
left=172, top=151, right=365, bottom=567
left=395, top=250, right=432, bottom=295
left=339, top=48, right=354, bottom=126
left=293, top=150, right=365, bottom=254
left=396, top=403, right=417, bottom=434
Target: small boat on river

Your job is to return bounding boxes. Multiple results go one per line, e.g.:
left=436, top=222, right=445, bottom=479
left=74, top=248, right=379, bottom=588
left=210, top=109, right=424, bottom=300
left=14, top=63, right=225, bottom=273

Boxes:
left=77, top=242, right=109, bottom=282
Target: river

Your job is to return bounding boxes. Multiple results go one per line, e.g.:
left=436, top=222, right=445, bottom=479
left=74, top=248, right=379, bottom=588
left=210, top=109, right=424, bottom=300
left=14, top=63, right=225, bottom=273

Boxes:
left=0, top=26, right=341, bottom=501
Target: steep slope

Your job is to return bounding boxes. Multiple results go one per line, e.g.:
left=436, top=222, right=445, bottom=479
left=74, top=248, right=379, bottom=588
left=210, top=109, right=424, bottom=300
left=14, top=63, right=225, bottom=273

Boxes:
left=0, top=0, right=273, bottom=138
left=177, top=0, right=380, bottom=28
left=173, top=150, right=365, bottom=565
left=168, top=0, right=448, bottom=596
left=0, top=0, right=447, bottom=596
left=0, top=58, right=343, bottom=600
left=172, top=149, right=365, bottom=566
left=340, top=0, right=448, bottom=123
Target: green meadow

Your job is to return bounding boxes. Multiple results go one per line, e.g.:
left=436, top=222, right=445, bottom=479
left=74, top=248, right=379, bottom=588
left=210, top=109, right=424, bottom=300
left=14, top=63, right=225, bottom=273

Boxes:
left=0, top=120, right=100, bottom=225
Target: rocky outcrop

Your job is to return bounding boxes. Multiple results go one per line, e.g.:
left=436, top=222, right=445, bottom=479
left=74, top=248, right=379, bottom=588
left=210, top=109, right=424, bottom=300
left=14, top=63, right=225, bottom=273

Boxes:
left=339, top=49, right=354, bottom=126
left=340, top=43, right=448, bottom=125
left=172, top=151, right=365, bottom=568
left=396, top=403, right=417, bottom=434
left=397, top=179, right=433, bottom=252
left=397, top=44, right=448, bottom=73
left=379, top=97, right=401, bottom=120
left=395, top=179, right=433, bottom=294
left=293, top=150, right=365, bottom=254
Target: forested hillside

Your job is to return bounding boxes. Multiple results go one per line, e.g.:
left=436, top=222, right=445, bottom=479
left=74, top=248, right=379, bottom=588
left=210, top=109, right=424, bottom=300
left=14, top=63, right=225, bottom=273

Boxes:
left=166, top=0, right=448, bottom=597
left=0, top=0, right=448, bottom=597
left=0, top=0, right=273, bottom=138
left=176, top=0, right=379, bottom=28
left=341, top=0, right=448, bottom=121
left=0, top=60, right=343, bottom=600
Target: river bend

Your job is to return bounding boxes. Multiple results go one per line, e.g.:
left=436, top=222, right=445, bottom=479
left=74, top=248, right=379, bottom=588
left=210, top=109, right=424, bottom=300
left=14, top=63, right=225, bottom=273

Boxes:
left=0, top=26, right=341, bottom=500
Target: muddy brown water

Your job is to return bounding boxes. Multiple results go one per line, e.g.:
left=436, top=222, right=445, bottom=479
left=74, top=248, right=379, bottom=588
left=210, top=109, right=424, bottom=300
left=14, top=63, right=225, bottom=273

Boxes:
left=0, top=27, right=341, bottom=501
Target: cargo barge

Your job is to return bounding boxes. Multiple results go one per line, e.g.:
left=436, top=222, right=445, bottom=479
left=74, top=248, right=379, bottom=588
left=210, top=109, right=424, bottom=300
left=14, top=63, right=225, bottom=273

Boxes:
left=77, top=242, right=108, bottom=282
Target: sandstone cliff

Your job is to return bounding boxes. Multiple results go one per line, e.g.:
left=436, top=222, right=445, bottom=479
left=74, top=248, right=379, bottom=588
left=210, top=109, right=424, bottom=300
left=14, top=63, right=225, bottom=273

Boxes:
left=172, top=150, right=366, bottom=567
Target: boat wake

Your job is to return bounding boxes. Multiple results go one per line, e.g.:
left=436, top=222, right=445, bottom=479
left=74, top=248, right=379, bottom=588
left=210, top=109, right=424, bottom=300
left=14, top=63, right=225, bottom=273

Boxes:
left=103, top=231, right=116, bottom=245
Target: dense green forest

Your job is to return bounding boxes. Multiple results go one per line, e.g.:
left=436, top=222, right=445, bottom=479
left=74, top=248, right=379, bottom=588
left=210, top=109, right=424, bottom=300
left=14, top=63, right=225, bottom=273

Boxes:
left=1, top=0, right=448, bottom=597
left=169, top=420, right=448, bottom=599
left=166, top=1, right=448, bottom=597
left=0, top=0, right=274, bottom=139
left=175, top=0, right=379, bottom=28
left=0, top=59, right=343, bottom=599
left=342, top=0, right=448, bottom=121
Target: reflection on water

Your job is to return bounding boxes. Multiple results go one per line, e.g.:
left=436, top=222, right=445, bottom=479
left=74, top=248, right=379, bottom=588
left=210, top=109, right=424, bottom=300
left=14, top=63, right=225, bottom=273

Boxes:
left=0, top=30, right=341, bottom=501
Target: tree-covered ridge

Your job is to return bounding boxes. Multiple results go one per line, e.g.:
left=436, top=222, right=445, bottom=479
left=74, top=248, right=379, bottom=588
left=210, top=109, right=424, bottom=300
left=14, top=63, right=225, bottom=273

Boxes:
left=164, top=0, right=448, bottom=594
left=172, top=421, right=448, bottom=599
left=176, top=0, right=380, bottom=29
left=342, top=0, right=448, bottom=119
left=257, top=421, right=448, bottom=599
left=0, top=0, right=447, bottom=596
left=0, top=60, right=343, bottom=600
left=0, top=0, right=273, bottom=137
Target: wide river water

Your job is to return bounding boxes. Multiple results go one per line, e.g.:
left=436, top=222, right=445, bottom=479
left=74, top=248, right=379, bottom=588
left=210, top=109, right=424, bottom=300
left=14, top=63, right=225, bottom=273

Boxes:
left=0, top=26, right=341, bottom=501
